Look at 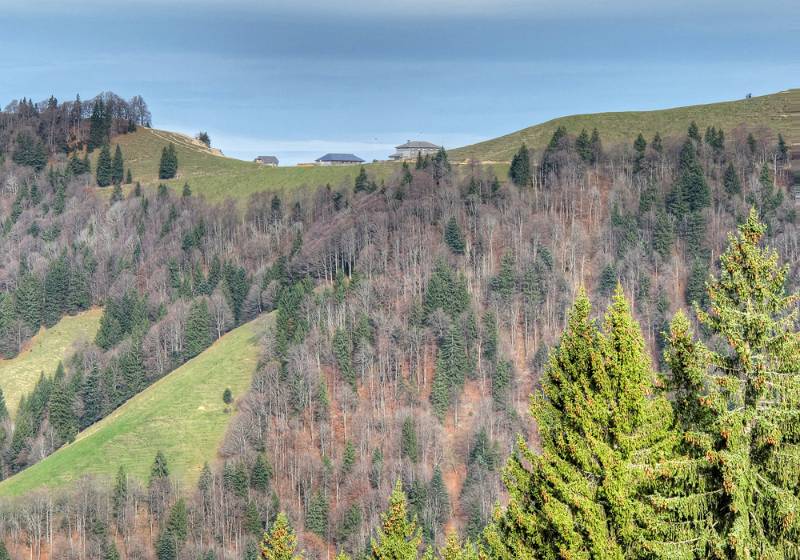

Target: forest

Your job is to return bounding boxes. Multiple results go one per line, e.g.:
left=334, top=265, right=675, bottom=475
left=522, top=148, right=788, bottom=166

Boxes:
left=0, top=92, right=798, bottom=560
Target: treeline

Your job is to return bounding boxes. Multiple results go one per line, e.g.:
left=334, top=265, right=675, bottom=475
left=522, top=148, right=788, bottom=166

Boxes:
left=0, top=92, right=151, bottom=165
left=0, top=113, right=798, bottom=559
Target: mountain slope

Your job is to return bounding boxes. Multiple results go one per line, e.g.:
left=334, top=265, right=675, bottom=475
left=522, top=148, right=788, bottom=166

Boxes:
left=0, top=309, right=102, bottom=417
left=97, top=127, right=399, bottom=202
left=0, top=313, right=269, bottom=498
left=451, top=89, right=800, bottom=162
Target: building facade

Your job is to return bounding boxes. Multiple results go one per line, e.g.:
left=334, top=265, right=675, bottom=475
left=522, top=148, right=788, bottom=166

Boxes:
left=254, top=155, right=279, bottom=167
left=315, top=153, right=365, bottom=166
left=389, top=140, right=441, bottom=161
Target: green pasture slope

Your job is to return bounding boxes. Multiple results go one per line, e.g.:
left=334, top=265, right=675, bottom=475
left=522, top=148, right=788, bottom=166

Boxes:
left=0, top=314, right=270, bottom=498
left=451, top=89, right=800, bottom=162
left=0, top=309, right=102, bottom=417
left=94, top=127, right=401, bottom=203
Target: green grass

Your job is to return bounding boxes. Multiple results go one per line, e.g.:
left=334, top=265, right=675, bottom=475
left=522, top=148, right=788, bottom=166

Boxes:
left=0, top=314, right=270, bottom=498
left=0, top=309, right=102, bottom=417
left=451, top=89, right=800, bottom=162
left=97, top=128, right=402, bottom=203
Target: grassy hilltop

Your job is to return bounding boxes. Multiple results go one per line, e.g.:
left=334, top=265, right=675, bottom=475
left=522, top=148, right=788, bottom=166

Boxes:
left=89, top=89, right=799, bottom=202
left=96, top=128, right=401, bottom=203
left=451, top=89, right=800, bottom=162
left=0, top=314, right=269, bottom=498
left=0, top=309, right=102, bottom=417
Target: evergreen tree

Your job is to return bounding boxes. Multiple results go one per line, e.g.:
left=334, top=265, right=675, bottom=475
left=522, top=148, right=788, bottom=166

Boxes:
left=685, top=259, right=709, bottom=308
left=492, top=360, right=511, bottom=407
left=688, top=120, right=701, bottom=143
left=633, top=133, right=647, bottom=174
left=777, top=133, right=788, bottom=163
left=423, top=261, right=469, bottom=319
left=589, top=128, right=603, bottom=164
left=182, top=182, right=192, bottom=197
left=305, top=492, right=329, bottom=537
left=428, top=466, right=450, bottom=528
left=676, top=139, right=709, bottom=212
left=354, top=166, right=371, bottom=193
left=260, top=513, right=302, bottom=560
left=575, top=129, right=592, bottom=163
left=125, top=168, right=133, bottom=184
left=486, top=288, right=677, bottom=559
left=111, top=145, right=124, bottom=185
left=342, top=440, right=356, bottom=476
left=371, top=481, right=423, bottom=560
left=652, top=208, right=674, bottom=260
left=333, top=328, right=356, bottom=390
left=15, top=270, right=44, bottom=332
left=112, top=465, right=128, bottom=525
left=598, top=263, right=617, bottom=296
left=542, top=126, right=568, bottom=180
left=444, top=216, right=465, bottom=255
left=245, top=501, right=263, bottom=536
left=184, top=298, right=212, bottom=359
left=159, top=144, right=178, bottom=179
left=49, top=365, right=78, bottom=444
left=87, top=100, right=109, bottom=151
left=430, top=325, right=470, bottom=419
left=370, top=447, right=384, bottom=489
left=651, top=132, right=663, bottom=154
left=96, top=144, right=113, bottom=187
left=668, top=210, right=800, bottom=558
left=401, top=417, right=419, bottom=463
left=156, top=532, right=177, bottom=560
left=438, top=533, right=478, bottom=560
left=723, top=162, right=741, bottom=196
left=509, top=144, right=532, bottom=187
left=431, top=147, right=451, bottom=185
left=150, top=450, right=170, bottom=484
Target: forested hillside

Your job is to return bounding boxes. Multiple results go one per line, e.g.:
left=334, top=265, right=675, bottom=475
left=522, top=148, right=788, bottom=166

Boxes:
left=0, top=91, right=798, bottom=560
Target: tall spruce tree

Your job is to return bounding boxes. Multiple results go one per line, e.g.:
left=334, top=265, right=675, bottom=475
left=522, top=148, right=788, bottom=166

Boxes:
left=486, top=288, right=676, bottom=559
left=260, top=513, right=302, bottom=560
left=444, top=216, right=466, bottom=255
left=184, top=298, right=212, bottom=359
left=96, top=144, right=113, bottom=187
left=665, top=209, right=800, bottom=558
left=111, top=145, right=124, bottom=185
left=159, top=144, right=178, bottom=179
left=371, top=481, right=423, bottom=560
left=676, top=139, right=709, bottom=212
left=509, top=144, right=532, bottom=187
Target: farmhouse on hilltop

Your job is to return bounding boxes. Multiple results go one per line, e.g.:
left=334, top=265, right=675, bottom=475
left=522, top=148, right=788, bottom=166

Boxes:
left=389, top=140, right=441, bottom=161
left=315, top=153, right=365, bottom=166
left=254, top=155, right=279, bottom=167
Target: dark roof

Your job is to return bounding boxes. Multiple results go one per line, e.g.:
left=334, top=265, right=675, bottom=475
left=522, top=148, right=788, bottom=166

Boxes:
left=316, top=153, right=364, bottom=163
left=395, top=140, right=440, bottom=149
left=255, top=155, right=279, bottom=164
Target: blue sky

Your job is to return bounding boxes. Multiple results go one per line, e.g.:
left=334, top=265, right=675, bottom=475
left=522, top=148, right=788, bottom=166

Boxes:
left=1, top=0, right=798, bottom=164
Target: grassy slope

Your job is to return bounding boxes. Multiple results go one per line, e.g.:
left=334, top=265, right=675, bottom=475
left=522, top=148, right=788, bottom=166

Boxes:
left=98, top=128, right=401, bottom=203
left=451, top=89, right=800, bottom=162
left=0, top=314, right=269, bottom=498
left=0, top=309, right=102, bottom=417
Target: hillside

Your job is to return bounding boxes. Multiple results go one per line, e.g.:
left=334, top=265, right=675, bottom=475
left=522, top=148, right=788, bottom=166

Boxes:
left=0, top=313, right=269, bottom=498
left=0, top=309, right=102, bottom=417
left=451, top=88, right=800, bottom=162
left=97, top=127, right=401, bottom=203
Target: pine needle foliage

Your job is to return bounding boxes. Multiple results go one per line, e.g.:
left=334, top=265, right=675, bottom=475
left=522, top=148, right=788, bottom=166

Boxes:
left=371, top=480, right=423, bottom=560
left=486, top=287, right=677, bottom=559
left=667, top=208, right=800, bottom=558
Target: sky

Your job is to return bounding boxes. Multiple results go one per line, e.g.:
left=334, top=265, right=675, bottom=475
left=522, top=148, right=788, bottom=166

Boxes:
left=1, top=0, right=798, bottom=165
